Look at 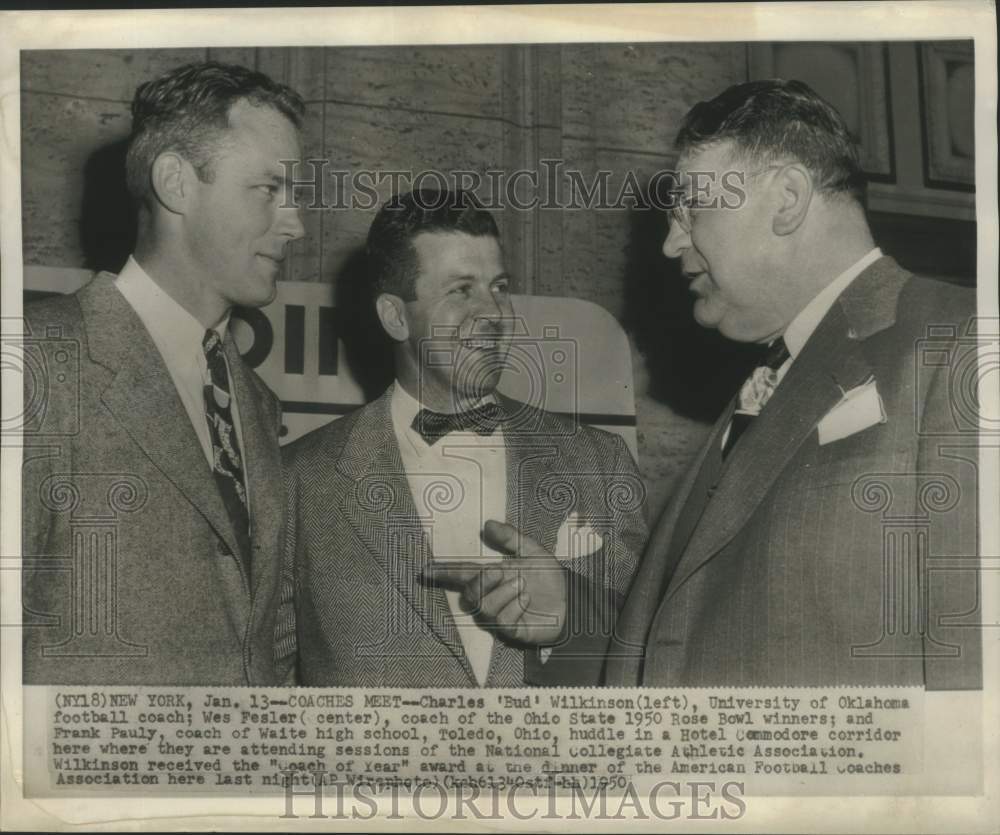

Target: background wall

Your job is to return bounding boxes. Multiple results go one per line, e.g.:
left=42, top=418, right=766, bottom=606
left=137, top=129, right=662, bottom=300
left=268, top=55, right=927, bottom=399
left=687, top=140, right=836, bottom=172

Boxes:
left=19, top=43, right=976, bottom=517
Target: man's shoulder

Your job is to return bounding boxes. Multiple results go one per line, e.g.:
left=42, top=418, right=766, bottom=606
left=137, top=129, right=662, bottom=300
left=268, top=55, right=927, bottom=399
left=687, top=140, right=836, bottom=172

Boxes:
left=499, top=396, right=630, bottom=459
left=24, top=290, right=87, bottom=336
left=877, top=272, right=974, bottom=350
left=899, top=273, right=975, bottom=323
left=24, top=272, right=133, bottom=342
left=282, top=398, right=383, bottom=472
left=842, top=258, right=975, bottom=346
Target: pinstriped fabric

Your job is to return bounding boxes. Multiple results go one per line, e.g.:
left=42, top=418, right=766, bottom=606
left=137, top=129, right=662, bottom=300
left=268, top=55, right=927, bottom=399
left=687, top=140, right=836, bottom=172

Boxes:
left=616, top=259, right=981, bottom=688
left=285, top=388, right=648, bottom=687
left=604, top=406, right=727, bottom=686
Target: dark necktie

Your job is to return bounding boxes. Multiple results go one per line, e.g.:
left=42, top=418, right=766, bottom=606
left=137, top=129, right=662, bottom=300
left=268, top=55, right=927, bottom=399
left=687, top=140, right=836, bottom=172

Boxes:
left=722, top=336, right=791, bottom=459
left=203, top=330, right=251, bottom=579
left=412, top=402, right=504, bottom=446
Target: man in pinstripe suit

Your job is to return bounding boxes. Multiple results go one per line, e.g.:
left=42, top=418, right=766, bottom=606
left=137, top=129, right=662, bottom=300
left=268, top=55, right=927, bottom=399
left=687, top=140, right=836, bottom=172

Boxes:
left=605, top=80, right=981, bottom=689
left=284, top=190, right=648, bottom=687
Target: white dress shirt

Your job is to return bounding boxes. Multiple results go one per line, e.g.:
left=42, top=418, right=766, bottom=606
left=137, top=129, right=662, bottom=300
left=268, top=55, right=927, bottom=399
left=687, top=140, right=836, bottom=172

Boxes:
left=390, top=382, right=507, bottom=685
left=115, top=256, right=248, bottom=490
left=721, top=247, right=882, bottom=450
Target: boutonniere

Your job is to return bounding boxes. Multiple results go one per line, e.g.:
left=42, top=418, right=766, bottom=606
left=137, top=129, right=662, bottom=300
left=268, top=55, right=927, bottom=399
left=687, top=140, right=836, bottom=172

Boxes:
left=817, top=376, right=887, bottom=445
left=738, top=366, right=783, bottom=415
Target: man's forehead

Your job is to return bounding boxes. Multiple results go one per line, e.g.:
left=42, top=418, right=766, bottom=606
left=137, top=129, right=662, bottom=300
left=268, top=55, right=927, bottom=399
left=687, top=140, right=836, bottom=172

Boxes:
left=414, top=231, right=502, bottom=261
left=413, top=232, right=505, bottom=280
left=222, top=100, right=301, bottom=160
left=228, top=98, right=297, bottom=132
left=676, top=141, right=745, bottom=181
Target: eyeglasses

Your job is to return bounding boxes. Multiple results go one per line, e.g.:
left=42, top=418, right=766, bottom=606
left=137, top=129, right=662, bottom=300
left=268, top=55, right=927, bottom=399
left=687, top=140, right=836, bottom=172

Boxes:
left=668, top=165, right=785, bottom=233
left=668, top=195, right=697, bottom=234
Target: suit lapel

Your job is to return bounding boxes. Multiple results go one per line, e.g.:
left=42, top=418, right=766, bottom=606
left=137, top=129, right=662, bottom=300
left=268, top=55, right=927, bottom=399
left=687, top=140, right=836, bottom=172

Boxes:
left=226, top=336, right=283, bottom=601
left=651, top=406, right=729, bottom=595
left=335, top=390, right=475, bottom=683
left=604, top=408, right=728, bottom=685
left=484, top=396, right=565, bottom=687
left=500, top=398, right=565, bottom=552
left=81, top=275, right=241, bottom=561
left=665, top=276, right=885, bottom=601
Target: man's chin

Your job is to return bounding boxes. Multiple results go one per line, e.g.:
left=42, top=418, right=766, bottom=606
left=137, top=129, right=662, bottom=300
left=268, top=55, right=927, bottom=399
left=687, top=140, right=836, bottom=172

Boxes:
left=239, top=277, right=279, bottom=309
left=450, top=368, right=503, bottom=406
left=459, top=373, right=502, bottom=399
left=457, top=345, right=508, bottom=376
left=692, top=299, right=724, bottom=332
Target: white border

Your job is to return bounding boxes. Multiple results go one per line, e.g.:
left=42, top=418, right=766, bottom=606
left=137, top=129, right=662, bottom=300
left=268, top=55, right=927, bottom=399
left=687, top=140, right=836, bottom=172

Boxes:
left=2, top=3, right=997, bottom=832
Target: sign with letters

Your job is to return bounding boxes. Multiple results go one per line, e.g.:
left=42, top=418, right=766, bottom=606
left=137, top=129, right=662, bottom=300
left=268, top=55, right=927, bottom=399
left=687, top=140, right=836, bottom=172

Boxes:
left=22, top=266, right=638, bottom=454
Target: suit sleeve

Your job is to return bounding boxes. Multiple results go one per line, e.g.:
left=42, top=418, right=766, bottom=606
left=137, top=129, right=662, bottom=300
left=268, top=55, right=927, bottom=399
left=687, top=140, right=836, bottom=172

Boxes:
left=918, top=324, right=982, bottom=690
left=525, top=433, right=649, bottom=686
left=20, top=306, right=74, bottom=681
left=20, top=309, right=66, bottom=561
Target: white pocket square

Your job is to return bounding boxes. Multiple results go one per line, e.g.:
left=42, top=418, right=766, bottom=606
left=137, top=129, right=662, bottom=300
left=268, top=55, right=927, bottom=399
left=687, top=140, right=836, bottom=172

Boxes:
left=817, top=378, right=886, bottom=445
left=552, top=513, right=604, bottom=560
left=543, top=515, right=604, bottom=664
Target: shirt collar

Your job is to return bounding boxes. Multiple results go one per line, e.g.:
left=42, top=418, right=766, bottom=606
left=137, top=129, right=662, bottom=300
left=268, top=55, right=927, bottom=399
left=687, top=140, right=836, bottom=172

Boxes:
left=783, top=247, right=882, bottom=358
left=389, top=381, right=500, bottom=457
left=115, top=255, right=229, bottom=366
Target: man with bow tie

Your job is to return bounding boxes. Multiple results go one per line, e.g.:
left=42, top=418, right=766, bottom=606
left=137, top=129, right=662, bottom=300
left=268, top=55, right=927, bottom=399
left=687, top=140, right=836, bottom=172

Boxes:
left=284, top=189, right=647, bottom=687
left=604, top=79, right=981, bottom=688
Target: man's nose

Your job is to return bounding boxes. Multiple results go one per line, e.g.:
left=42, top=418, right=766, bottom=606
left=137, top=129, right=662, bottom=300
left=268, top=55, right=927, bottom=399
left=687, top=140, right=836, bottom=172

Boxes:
left=475, top=287, right=510, bottom=325
left=279, top=205, right=306, bottom=241
left=662, top=220, right=690, bottom=259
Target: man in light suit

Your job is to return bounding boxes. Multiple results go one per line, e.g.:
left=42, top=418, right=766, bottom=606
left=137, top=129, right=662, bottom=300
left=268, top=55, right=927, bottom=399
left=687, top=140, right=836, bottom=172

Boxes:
left=21, top=62, right=306, bottom=684
left=604, top=79, right=981, bottom=688
left=284, top=189, right=647, bottom=687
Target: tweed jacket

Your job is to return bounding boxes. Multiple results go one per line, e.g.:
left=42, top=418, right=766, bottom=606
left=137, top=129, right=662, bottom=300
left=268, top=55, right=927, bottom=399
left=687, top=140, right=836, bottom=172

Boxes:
left=21, top=273, right=288, bottom=685
left=605, top=257, right=981, bottom=689
left=283, top=387, right=648, bottom=687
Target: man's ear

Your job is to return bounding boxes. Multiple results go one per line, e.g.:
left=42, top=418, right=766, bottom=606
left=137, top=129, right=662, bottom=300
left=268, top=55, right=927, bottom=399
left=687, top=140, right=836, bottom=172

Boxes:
left=375, top=293, right=409, bottom=342
left=149, top=151, right=191, bottom=214
left=771, top=163, right=813, bottom=236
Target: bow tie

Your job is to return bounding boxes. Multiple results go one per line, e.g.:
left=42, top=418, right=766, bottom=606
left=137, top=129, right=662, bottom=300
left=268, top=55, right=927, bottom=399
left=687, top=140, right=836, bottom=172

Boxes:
left=411, top=402, right=504, bottom=445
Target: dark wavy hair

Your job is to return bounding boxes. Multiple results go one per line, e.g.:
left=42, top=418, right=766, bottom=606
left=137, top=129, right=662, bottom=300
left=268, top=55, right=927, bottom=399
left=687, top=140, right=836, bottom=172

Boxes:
left=675, top=79, right=866, bottom=201
left=366, top=189, right=500, bottom=301
left=125, top=61, right=304, bottom=204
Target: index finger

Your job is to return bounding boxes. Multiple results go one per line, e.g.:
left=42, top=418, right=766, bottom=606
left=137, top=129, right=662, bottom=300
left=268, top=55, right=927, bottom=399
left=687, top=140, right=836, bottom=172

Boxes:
left=424, top=561, right=508, bottom=593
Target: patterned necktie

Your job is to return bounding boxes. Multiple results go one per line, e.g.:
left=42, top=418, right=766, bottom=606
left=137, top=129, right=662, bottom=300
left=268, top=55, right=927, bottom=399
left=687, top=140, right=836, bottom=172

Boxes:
left=203, top=330, right=251, bottom=579
left=412, top=402, right=504, bottom=446
left=722, top=337, right=791, bottom=459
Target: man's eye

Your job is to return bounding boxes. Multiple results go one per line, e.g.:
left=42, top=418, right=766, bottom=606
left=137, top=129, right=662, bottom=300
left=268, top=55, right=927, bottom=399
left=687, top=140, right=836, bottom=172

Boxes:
left=492, top=282, right=509, bottom=295
left=449, top=285, right=471, bottom=296
left=257, top=185, right=278, bottom=198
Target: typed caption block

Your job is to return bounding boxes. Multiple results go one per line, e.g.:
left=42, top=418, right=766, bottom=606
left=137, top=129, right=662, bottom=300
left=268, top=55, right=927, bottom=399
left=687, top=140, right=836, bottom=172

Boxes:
left=21, top=685, right=979, bottom=800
